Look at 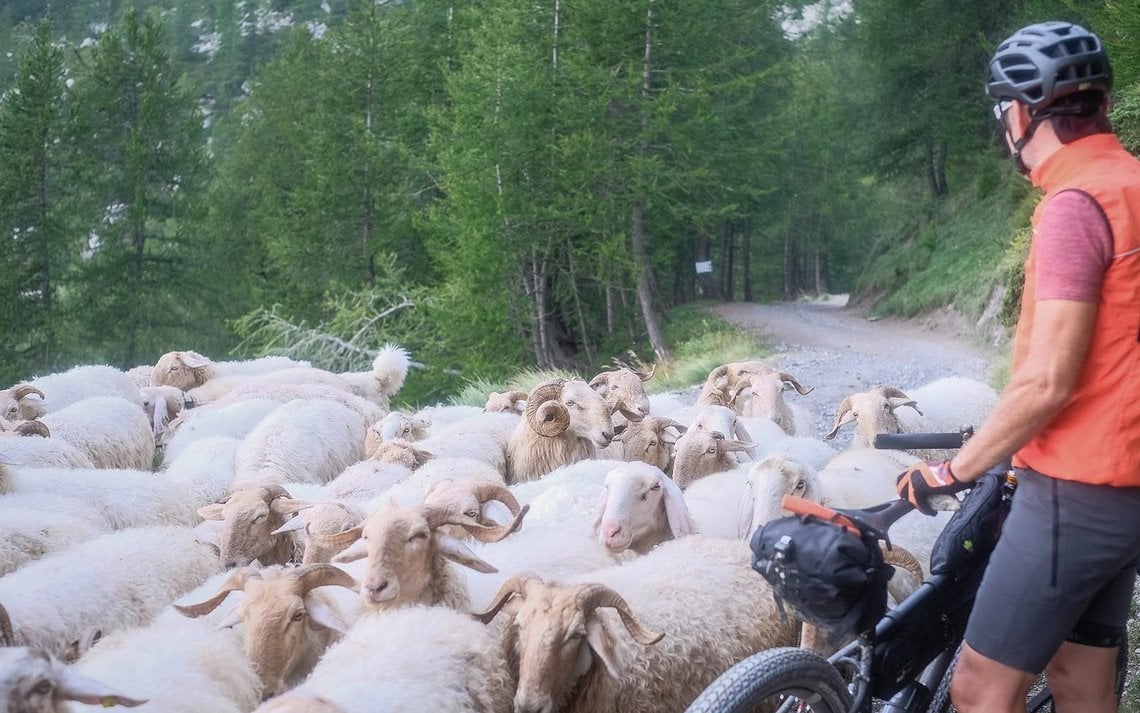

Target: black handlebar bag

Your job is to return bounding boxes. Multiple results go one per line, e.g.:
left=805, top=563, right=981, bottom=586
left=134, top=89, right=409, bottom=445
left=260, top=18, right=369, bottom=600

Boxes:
left=750, top=514, right=894, bottom=645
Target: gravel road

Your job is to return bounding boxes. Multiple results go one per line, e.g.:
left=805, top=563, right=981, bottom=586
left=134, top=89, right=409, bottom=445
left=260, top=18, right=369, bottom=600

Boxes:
left=712, top=298, right=1003, bottom=439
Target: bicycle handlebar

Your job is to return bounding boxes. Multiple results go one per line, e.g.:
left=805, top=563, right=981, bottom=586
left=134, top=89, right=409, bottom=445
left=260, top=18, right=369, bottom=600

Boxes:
left=872, top=427, right=973, bottom=451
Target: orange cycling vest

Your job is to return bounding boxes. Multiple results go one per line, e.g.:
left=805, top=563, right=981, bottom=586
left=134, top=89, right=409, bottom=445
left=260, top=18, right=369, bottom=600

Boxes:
left=1011, top=133, right=1140, bottom=487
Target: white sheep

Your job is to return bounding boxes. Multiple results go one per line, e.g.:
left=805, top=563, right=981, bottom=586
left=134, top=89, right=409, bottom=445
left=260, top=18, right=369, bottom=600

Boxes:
left=126, top=364, right=153, bottom=388
left=0, top=431, right=96, bottom=471
left=483, top=391, right=528, bottom=414
left=505, top=379, right=616, bottom=483
left=209, top=384, right=384, bottom=432
left=475, top=536, right=799, bottom=713
left=150, top=351, right=310, bottom=391
left=411, top=412, right=518, bottom=473
left=733, top=455, right=824, bottom=539
left=182, top=368, right=359, bottom=409
left=593, top=462, right=695, bottom=555
left=695, top=361, right=772, bottom=407
left=160, top=398, right=279, bottom=465
left=0, top=509, right=104, bottom=578
left=509, top=459, right=627, bottom=532
left=754, top=434, right=839, bottom=472
left=0, top=647, right=146, bottom=711
left=272, top=502, right=367, bottom=564
left=1, top=365, right=142, bottom=421
left=253, top=605, right=513, bottom=713
left=363, top=411, right=431, bottom=457
left=670, top=428, right=756, bottom=489
left=197, top=484, right=306, bottom=568
left=729, top=370, right=815, bottom=435
left=0, top=527, right=220, bottom=659
left=139, top=385, right=187, bottom=438
left=413, top=404, right=485, bottom=427
left=174, top=564, right=359, bottom=698
left=232, top=399, right=367, bottom=489
left=816, top=447, right=915, bottom=509
left=41, top=396, right=154, bottom=470
left=337, top=344, right=411, bottom=410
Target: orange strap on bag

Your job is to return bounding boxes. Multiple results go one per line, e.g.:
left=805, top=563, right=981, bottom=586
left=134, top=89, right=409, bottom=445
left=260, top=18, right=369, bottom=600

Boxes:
left=780, top=495, right=859, bottom=535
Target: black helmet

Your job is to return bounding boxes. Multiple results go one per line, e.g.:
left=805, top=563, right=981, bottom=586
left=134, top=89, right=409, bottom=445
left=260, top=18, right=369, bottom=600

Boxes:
left=987, top=22, right=1112, bottom=115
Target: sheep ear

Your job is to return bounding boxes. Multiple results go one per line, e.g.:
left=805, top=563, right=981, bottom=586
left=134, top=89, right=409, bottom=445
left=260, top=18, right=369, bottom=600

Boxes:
left=591, top=486, right=610, bottom=534
left=179, top=351, right=212, bottom=369
left=272, top=514, right=309, bottom=535
left=732, top=423, right=756, bottom=457
left=197, top=504, right=225, bottom=521
left=304, top=594, right=350, bottom=635
left=271, top=498, right=318, bottom=516
left=434, top=532, right=498, bottom=573
left=333, top=539, right=368, bottom=563
left=660, top=476, right=695, bottom=536
left=736, top=480, right=757, bottom=540
left=56, top=668, right=147, bottom=707
left=585, top=615, right=626, bottom=680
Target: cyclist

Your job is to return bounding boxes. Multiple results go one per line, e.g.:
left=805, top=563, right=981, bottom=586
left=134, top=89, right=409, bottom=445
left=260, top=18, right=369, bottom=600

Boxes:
left=894, top=21, right=1140, bottom=713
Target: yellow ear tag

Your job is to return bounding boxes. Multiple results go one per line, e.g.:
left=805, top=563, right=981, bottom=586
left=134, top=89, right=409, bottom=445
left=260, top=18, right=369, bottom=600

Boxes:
left=101, top=696, right=117, bottom=708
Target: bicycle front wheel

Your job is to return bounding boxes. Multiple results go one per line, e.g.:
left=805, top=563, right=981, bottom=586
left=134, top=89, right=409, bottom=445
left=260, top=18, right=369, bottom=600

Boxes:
left=687, top=647, right=855, bottom=713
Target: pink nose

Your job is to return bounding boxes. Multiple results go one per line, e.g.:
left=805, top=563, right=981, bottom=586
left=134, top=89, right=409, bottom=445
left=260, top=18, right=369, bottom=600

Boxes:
left=603, top=523, right=622, bottom=540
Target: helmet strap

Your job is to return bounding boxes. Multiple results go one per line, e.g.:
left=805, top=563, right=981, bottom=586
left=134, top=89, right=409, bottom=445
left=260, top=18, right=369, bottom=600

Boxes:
left=1007, top=118, right=1041, bottom=177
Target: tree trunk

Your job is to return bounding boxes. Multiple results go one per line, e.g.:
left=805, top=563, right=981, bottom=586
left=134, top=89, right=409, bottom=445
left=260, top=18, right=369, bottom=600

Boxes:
left=783, top=231, right=793, bottom=300
left=564, top=240, right=593, bottom=365
left=935, top=140, right=949, bottom=196
left=814, top=245, right=822, bottom=295
left=126, top=222, right=145, bottom=366
left=742, top=217, right=753, bottom=302
left=725, top=222, right=735, bottom=302
left=606, top=285, right=615, bottom=334
left=361, top=29, right=376, bottom=287
left=533, top=246, right=553, bottom=369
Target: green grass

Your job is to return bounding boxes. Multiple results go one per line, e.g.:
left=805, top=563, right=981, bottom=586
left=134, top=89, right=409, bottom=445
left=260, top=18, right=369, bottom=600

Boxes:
left=443, top=302, right=767, bottom=405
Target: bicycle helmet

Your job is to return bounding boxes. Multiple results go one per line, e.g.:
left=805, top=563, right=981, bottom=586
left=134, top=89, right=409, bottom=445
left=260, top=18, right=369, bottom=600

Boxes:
left=987, top=21, right=1112, bottom=116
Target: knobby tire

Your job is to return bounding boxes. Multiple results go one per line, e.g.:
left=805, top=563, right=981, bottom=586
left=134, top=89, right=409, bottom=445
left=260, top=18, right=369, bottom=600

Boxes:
left=686, top=647, right=854, bottom=713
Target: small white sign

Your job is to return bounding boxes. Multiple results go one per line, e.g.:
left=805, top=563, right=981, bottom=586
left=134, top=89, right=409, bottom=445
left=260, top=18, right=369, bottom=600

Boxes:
left=695, top=261, right=713, bottom=274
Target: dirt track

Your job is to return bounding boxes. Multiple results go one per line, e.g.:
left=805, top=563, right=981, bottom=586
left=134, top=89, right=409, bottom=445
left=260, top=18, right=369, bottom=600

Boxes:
left=712, top=299, right=1002, bottom=438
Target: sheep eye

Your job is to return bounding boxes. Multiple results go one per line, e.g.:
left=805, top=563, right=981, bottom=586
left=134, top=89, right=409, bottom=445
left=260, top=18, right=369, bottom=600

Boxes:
left=648, top=439, right=658, bottom=447
left=291, top=610, right=305, bottom=621
left=611, top=384, right=619, bottom=391
left=32, top=680, right=52, bottom=695
left=795, top=480, right=806, bottom=492
left=565, top=400, right=576, bottom=407
left=649, top=482, right=661, bottom=491
left=852, top=410, right=860, bottom=418
left=169, top=365, right=179, bottom=371
left=463, top=509, right=478, bottom=518
left=252, top=514, right=266, bottom=523
left=707, top=446, right=717, bottom=454
left=408, top=532, right=428, bottom=542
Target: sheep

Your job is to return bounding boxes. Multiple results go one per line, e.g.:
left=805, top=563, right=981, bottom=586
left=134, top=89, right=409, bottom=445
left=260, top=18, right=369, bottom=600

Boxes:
left=197, top=485, right=306, bottom=568
left=593, top=462, right=695, bottom=555
left=505, top=379, right=615, bottom=484
left=40, top=397, right=154, bottom=470
left=174, top=564, right=359, bottom=698
left=815, top=447, right=917, bottom=509
left=612, top=415, right=686, bottom=471
left=508, top=459, right=627, bottom=532
left=421, top=479, right=525, bottom=534
left=647, top=391, right=687, bottom=416
left=1, top=365, right=142, bottom=421
left=475, top=535, right=799, bottom=713
left=670, top=428, right=756, bottom=489
left=181, top=369, right=359, bottom=409
left=0, top=419, right=50, bottom=437
left=336, top=344, right=411, bottom=410
left=729, top=370, right=814, bottom=435
left=209, top=385, right=384, bottom=431
left=252, top=605, right=513, bottom=713
left=160, top=398, right=280, bottom=465
left=484, top=391, right=528, bottom=414
left=732, top=455, right=823, bottom=539
left=139, top=385, right=187, bottom=438
left=754, top=434, right=839, bottom=472
left=695, top=361, right=772, bottom=407
left=320, top=458, right=414, bottom=502
left=413, top=404, right=485, bottom=428
left=363, top=411, right=431, bottom=457
left=0, top=526, right=220, bottom=659
left=327, top=500, right=528, bottom=613
left=126, top=364, right=153, bottom=388
left=70, top=616, right=260, bottom=713
left=150, top=351, right=310, bottom=391
left=0, top=431, right=96, bottom=471
left=824, top=377, right=998, bottom=459
left=412, top=412, right=518, bottom=473
left=369, top=438, right=434, bottom=470
left=0, top=509, right=104, bottom=578
left=589, top=365, right=654, bottom=421
left=272, top=503, right=367, bottom=565
left=0, top=647, right=146, bottom=711
left=231, top=399, right=367, bottom=490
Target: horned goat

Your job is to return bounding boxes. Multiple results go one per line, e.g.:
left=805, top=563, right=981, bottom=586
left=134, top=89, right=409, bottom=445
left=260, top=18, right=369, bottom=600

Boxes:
left=670, top=428, right=755, bottom=489
left=613, top=415, right=686, bottom=471
left=729, top=370, right=814, bottom=435
left=505, top=380, right=615, bottom=484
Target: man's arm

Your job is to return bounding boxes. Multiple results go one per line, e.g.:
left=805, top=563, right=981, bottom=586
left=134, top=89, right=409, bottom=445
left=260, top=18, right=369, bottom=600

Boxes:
left=948, top=299, right=1097, bottom=482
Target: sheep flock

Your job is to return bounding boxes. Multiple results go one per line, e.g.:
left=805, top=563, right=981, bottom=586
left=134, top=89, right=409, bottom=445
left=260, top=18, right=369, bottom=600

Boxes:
left=0, top=347, right=999, bottom=713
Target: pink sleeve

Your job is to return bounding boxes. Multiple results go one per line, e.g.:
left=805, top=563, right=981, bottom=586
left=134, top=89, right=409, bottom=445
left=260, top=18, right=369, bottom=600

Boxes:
left=1034, top=190, right=1113, bottom=302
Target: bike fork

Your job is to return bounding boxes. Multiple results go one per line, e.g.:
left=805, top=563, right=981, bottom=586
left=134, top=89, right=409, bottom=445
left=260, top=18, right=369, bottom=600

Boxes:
left=880, top=648, right=957, bottom=713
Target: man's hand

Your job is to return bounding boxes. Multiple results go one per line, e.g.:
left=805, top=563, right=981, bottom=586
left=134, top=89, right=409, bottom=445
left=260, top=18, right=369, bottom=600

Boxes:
left=896, top=460, right=968, bottom=515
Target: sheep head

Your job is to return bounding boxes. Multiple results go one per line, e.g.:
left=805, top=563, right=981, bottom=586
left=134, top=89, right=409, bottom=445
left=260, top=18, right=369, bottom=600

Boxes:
left=151, top=350, right=214, bottom=391
left=737, top=455, right=821, bottom=539
left=0, top=385, right=45, bottom=422
left=0, top=647, right=146, bottom=712
left=370, top=439, right=433, bottom=470
left=139, top=385, right=185, bottom=437
left=588, top=368, right=651, bottom=421
left=422, top=478, right=524, bottom=537
left=175, top=564, right=357, bottom=698
left=824, top=386, right=923, bottom=445
left=592, top=463, right=693, bottom=554
left=273, top=502, right=366, bottom=565
left=615, top=416, right=686, bottom=471
left=330, top=502, right=526, bottom=611
left=525, top=380, right=614, bottom=448
left=475, top=575, right=664, bottom=713
left=364, top=412, right=432, bottom=457
left=197, top=485, right=307, bottom=568
left=484, top=391, right=529, bottom=414
left=0, top=420, right=49, bottom=438
left=670, top=430, right=754, bottom=489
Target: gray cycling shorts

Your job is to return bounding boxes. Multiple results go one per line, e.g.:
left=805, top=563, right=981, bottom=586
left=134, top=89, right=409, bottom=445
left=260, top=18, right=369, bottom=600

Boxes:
left=964, top=468, right=1140, bottom=674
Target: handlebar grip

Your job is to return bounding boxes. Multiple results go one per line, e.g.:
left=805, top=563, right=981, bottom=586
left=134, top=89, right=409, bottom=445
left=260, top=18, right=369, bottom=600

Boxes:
left=873, top=431, right=965, bottom=450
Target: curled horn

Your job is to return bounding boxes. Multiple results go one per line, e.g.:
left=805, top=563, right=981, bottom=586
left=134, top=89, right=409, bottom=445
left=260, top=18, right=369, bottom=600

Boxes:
left=0, top=603, right=14, bottom=646
left=296, top=563, right=358, bottom=594
left=635, top=364, right=656, bottom=382
left=472, top=573, right=540, bottom=625
left=577, top=583, right=664, bottom=645
left=15, top=421, right=49, bottom=438
left=472, top=481, right=522, bottom=517
left=588, top=372, right=609, bottom=389
left=824, top=397, right=853, bottom=440
left=427, top=503, right=530, bottom=543
left=525, top=380, right=570, bottom=437
left=778, top=372, right=815, bottom=396
left=12, top=385, right=44, bottom=401
left=259, top=484, right=292, bottom=503
left=504, top=390, right=529, bottom=403
left=881, top=544, right=925, bottom=585
left=655, top=417, right=687, bottom=434
left=174, top=568, right=262, bottom=618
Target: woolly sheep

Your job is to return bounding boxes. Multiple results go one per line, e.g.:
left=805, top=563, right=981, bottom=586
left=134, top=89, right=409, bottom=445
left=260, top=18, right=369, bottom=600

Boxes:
left=589, top=365, right=654, bottom=420
left=734, top=455, right=823, bottom=539
left=0, top=509, right=104, bottom=578
left=476, top=536, right=799, bottom=713
left=253, top=606, right=513, bottom=713
left=160, top=399, right=280, bottom=465
left=695, top=361, right=772, bottom=407
left=484, top=391, right=528, bottom=414
left=209, top=385, right=384, bottom=432
left=232, top=399, right=367, bottom=490
left=363, top=411, right=431, bottom=457
left=0, top=647, right=146, bottom=712
left=816, top=447, right=916, bottom=509
left=320, top=458, right=414, bottom=502
left=197, top=485, right=308, bottom=568
left=0, top=419, right=50, bottom=438
left=0, top=527, right=220, bottom=659
left=753, top=434, right=839, bottom=472
left=150, top=351, right=310, bottom=392
left=175, top=564, right=359, bottom=698
left=272, top=502, right=367, bottom=565
left=40, top=397, right=154, bottom=470
left=126, top=364, right=152, bottom=388
left=729, top=370, right=814, bottom=435
left=70, top=616, right=260, bottom=713
left=140, top=385, right=186, bottom=438
left=328, top=500, right=528, bottom=613
left=593, top=462, right=695, bottom=555
left=412, top=404, right=485, bottom=428
left=612, top=415, right=687, bottom=471
left=506, top=380, right=616, bottom=484
left=1, top=365, right=142, bottom=421
left=336, top=345, right=411, bottom=410
left=509, top=459, right=627, bottom=532
left=411, top=412, right=518, bottom=473
left=0, top=432, right=96, bottom=471
left=670, top=428, right=755, bottom=489
left=182, top=369, right=358, bottom=409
